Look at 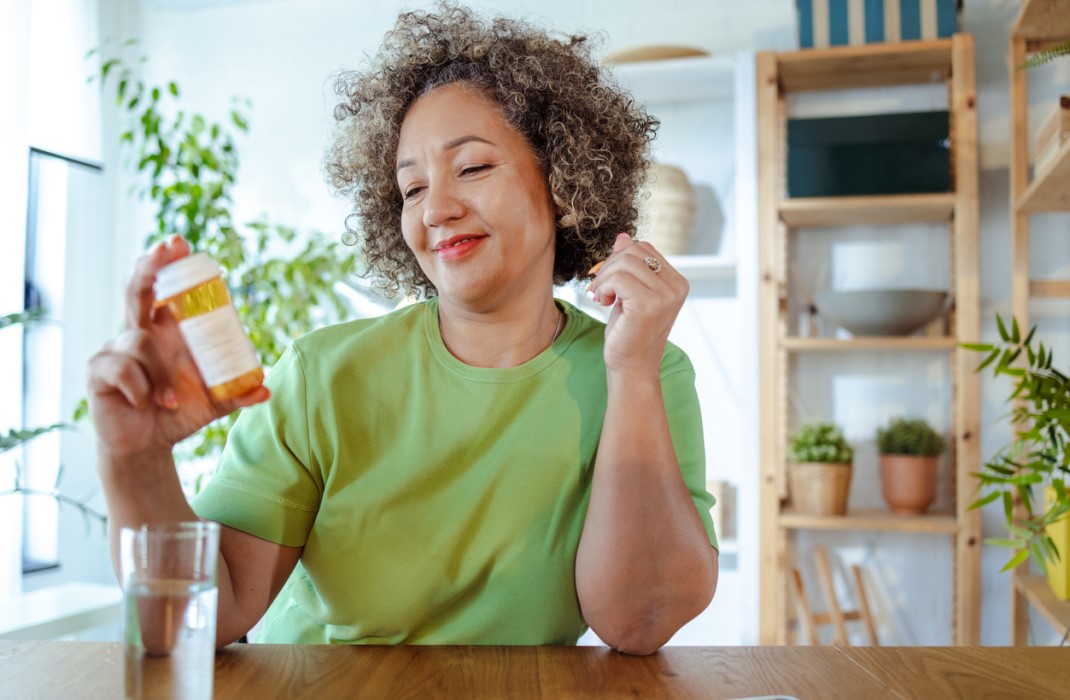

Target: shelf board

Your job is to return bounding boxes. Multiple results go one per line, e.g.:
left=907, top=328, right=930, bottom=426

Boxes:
left=1019, top=138, right=1070, bottom=212
left=1015, top=574, right=1070, bottom=634
left=780, top=509, right=959, bottom=534
left=782, top=336, right=957, bottom=352
left=609, top=55, right=735, bottom=104
left=776, top=39, right=952, bottom=93
left=1013, top=0, right=1070, bottom=42
left=1031, top=279, right=1070, bottom=298
left=780, top=193, right=955, bottom=228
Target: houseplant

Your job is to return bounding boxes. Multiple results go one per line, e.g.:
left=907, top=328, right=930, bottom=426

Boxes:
left=788, top=421, right=854, bottom=516
left=1, top=311, right=104, bottom=598
left=90, top=45, right=358, bottom=468
left=964, top=315, right=1069, bottom=598
left=876, top=417, right=945, bottom=515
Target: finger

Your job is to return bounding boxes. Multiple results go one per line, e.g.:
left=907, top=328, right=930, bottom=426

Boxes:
left=109, top=330, right=179, bottom=410
left=590, top=247, right=661, bottom=303
left=214, top=386, right=271, bottom=415
left=87, top=350, right=154, bottom=409
left=125, top=237, right=192, bottom=330
left=611, top=231, right=633, bottom=253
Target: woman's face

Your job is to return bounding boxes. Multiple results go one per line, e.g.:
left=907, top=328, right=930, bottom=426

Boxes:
left=395, top=82, right=557, bottom=310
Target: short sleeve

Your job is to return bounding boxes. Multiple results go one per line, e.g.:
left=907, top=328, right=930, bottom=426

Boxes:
left=661, top=346, right=718, bottom=551
left=191, top=345, right=322, bottom=546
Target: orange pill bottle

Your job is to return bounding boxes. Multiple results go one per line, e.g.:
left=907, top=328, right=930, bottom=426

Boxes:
left=154, top=253, right=264, bottom=402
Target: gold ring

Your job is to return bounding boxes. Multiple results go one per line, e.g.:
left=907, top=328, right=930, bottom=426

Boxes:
left=644, top=256, right=662, bottom=274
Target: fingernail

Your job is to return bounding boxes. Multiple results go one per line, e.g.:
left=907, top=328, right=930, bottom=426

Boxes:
left=588, top=261, right=605, bottom=277
left=616, top=232, right=631, bottom=240
left=585, top=282, right=595, bottom=293
left=162, top=389, right=178, bottom=410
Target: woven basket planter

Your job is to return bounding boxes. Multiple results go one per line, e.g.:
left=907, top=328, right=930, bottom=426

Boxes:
left=789, top=462, right=852, bottom=516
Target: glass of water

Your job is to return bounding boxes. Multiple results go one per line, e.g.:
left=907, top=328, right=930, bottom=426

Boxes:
left=119, top=521, right=220, bottom=700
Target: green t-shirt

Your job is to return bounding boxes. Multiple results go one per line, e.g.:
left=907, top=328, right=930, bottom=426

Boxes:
left=192, top=297, right=716, bottom=645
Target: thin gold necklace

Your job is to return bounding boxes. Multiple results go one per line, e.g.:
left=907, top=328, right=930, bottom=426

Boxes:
left=551, top=308, right=564, bottom=344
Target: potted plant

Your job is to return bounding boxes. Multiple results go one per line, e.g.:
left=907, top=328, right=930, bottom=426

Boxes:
left=876, top=418, right=945, bottom=515
left=788, top=421, right=854, bottom=516
left=965, top=315, right=1069, bottom=600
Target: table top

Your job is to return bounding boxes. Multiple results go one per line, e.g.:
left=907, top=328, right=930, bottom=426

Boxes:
left=2, top=640, right=1068, bottom=699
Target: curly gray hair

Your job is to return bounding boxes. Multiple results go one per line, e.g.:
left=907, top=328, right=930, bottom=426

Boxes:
left=325, top=2, right=658, bottom=298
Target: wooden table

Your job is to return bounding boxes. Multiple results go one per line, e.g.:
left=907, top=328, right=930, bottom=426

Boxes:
left=2, top=640, right=1067, bottom=699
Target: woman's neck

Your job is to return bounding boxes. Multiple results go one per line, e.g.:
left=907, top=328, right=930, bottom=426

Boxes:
left=437, top=297, right=564, bottom=368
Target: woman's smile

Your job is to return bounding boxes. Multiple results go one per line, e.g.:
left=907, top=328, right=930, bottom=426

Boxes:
left=433, top=233, right=489, bottom=260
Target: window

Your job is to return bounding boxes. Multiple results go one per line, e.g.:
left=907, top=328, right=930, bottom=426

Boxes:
left=16, top=148, right=103, bottom=573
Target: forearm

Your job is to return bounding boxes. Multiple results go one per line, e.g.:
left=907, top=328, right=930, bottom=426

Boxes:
left=575, top=371, right=717, bottom=655
left=97, top=448, right=252, bottom=647
left=97, top=447, right=199, bottom=574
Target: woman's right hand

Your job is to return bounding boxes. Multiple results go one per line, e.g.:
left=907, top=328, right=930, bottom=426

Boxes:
left=87, top=236, right=270, bottom=459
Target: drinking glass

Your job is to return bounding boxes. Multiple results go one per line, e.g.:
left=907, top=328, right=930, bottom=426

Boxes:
left=119, top=521, right=220, bottom=700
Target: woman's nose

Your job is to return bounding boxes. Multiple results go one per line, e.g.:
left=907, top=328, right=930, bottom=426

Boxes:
left=422, top=180, right=466, bottom=228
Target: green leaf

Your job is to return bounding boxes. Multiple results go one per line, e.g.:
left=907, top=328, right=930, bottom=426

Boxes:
left=1018, top=38, right=1070, bottom=70
left=1000, top=548, right=1030, bottom=572
left=169, top=81, right=179, bottom=97
left=1, top=309, right=45, bottom=329
left=977, top=348, right=1000, bottom=372
left=996, top=313, right=1009, bottom=341
left=985, top=538, right=1023, bottom=549
left=101, top=58, right=119, bottom=79
left=1, top=424, right=71, bottom=453
left=961, top=342, right=993, bottom=352
left=1011, top=317, right=1021, bottom=343
left=1002, top=491, right=1014, bottom=524
left=969, top=490, right=1001, bottom=510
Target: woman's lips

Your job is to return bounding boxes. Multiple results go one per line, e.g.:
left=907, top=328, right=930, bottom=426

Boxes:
left=434, top=235, right=486, bottom=261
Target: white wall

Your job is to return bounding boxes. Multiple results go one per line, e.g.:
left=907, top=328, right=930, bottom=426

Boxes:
left=20, top=0, right=1069, bottom=646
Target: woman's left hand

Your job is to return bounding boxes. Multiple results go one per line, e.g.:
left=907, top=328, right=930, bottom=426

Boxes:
left=588, top=233, right=688, bottom=375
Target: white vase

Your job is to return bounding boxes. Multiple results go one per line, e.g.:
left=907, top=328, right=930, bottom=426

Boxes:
left=0, top=494, right=23, bottom=599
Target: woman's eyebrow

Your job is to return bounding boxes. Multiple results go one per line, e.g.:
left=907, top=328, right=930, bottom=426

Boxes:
left=396, top=135, right=496, bottom=173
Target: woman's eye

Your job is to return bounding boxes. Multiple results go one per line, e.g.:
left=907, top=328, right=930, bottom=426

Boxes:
left=460, top=164, right=491, bottom=176
left=403, top=185, right=425, bottom=200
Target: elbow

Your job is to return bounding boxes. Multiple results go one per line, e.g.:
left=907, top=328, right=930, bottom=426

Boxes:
left=607, top=629, right=672, bottom=656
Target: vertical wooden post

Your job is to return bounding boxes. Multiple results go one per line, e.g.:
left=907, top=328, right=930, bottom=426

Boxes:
left=951, top=32, right=981, bottom=647
left=757, top=50, right=784, bottom=645
left=1008, top=30, right=1032, bottom=648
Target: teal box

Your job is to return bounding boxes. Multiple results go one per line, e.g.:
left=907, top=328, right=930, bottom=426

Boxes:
left=797, top=0, right=960, bottom=49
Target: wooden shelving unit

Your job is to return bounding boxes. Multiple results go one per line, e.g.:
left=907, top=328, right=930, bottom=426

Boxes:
left=1008, top=0, right=1070, bottom=647
left=757, top=37, right=981, bottom=645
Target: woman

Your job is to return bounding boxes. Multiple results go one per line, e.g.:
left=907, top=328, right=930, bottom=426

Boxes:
left=88, top=3, right=717, bottom=655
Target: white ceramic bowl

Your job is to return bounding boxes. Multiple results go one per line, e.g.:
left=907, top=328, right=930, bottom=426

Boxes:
left=813, top=289, right=949, bottom=337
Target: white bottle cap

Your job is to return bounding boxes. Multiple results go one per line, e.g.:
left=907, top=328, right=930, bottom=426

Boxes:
left=154, top=253, right=223, bottom=301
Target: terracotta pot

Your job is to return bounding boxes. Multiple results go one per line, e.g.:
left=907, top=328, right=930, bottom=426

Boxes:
left=879, top=455, right=937, bottom=515
left=789, top=462, right=852, bottom=516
